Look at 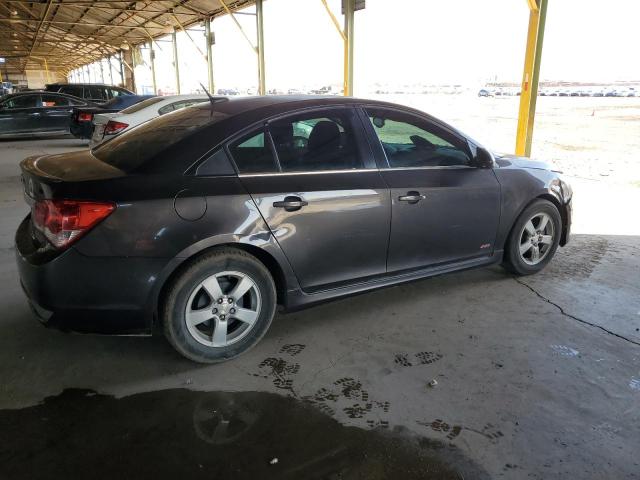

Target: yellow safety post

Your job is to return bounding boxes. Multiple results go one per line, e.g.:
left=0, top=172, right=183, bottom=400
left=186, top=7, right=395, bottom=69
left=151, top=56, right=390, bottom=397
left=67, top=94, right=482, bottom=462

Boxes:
left=320, top=0, right=354, bottom=96
left=515, top=0, right=548, bottom=157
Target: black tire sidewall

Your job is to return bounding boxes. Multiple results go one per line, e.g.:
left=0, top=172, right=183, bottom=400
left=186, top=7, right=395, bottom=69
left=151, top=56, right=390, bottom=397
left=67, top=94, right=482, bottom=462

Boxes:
left=505, top=200, right=562, bottom=275
left=164, top=250, right=276, bottom=363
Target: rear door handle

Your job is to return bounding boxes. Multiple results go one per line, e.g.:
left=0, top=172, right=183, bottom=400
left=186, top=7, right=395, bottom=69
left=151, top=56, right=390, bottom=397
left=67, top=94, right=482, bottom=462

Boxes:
left=273, top=196, right=308, bottom=211
left=398, top=191, right=426, bottom=204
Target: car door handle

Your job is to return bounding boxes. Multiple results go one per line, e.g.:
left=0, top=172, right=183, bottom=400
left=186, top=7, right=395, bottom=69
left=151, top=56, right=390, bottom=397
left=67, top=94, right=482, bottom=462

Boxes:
left=398, top=192, right=426, bottom=203
left=273, top=196, right=308, bottom=211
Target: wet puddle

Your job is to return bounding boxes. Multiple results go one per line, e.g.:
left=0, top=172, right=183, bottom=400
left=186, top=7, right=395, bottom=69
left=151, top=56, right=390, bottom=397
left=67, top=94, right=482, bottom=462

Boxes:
left=0, top=388, right=488, bottom=479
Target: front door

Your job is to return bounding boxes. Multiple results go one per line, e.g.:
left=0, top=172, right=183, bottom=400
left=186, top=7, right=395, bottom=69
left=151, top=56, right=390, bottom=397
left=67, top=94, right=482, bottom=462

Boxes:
left=232, top=107, right=391, bottom=291
left=0, top=94, right=41, bottom=134
left=364, top=106, right=501, bottom=272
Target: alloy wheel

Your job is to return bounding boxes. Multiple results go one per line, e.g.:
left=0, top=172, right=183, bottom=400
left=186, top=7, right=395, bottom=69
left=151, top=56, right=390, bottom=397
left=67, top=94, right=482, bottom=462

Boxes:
left=185, top=271, right=262, bottom=347
left=518, top=212, right=555, bottom=265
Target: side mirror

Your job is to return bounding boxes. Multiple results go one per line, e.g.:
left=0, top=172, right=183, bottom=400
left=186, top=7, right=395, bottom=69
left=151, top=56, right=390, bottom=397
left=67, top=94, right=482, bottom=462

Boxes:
left=474, top=147, right=494, bottom=168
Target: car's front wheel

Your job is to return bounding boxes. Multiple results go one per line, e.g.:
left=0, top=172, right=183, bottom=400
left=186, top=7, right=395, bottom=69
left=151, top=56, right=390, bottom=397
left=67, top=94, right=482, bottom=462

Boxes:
left=503, top=199, right=562, bottom=275
left=163, top=248, right=276, bottom=363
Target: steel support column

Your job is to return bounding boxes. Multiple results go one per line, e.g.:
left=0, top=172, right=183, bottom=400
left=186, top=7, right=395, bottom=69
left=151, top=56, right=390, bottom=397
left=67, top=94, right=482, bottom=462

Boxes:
left=172, top=29, right=180, bottom=94
left=149, top=42, right=157, bottom=94
left=343, top=0, right=355, bottom=96
left=516, top=0, right=548, bottom=157
left=205, top=18, right=215, bottom=93
left=256, top=0, right=266, bottom=95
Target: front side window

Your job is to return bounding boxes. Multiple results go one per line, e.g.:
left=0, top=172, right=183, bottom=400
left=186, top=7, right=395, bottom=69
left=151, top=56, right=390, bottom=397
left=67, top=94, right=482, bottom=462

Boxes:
left=365, top=108, right=471, bottom=168
left=268, top=108, right=364, bottom=172
left=228, top=130, right=278, bottom=174
left=1, top=95, right=39, bottom=109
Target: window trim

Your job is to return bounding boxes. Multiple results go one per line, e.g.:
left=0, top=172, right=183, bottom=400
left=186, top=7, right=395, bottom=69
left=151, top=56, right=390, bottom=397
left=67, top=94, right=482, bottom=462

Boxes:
left=358, top=105, right=476, bottom=171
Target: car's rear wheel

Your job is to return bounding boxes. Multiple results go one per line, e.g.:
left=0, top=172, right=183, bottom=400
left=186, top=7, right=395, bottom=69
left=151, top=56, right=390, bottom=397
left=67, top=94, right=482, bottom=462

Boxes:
left=503, top=199, right=562, bottom=275
left=163, top=248, right=276, bottom=363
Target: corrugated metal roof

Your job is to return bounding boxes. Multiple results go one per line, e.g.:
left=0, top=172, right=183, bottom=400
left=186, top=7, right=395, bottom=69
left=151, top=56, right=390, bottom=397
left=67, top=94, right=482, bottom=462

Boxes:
left=0, top=0, right=256, bottom=74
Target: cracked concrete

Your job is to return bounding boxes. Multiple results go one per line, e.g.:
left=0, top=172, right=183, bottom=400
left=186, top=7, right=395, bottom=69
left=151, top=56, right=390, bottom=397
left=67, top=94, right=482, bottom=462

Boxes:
left=1, top=138, right=639, bottom=479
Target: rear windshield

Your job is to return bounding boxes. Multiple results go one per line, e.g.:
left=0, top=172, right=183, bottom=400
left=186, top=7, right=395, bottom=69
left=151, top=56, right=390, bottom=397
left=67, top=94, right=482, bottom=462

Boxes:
left=92, top=105, right=229, bottom=172
left=120, top=96, right=164, bottom=114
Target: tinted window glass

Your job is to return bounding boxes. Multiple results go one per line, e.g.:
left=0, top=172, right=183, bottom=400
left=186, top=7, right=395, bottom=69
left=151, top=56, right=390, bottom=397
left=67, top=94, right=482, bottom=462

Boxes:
left=121, top=96, right=164, bottom=114
left=60, top=85, right=84, bottom=98
left=269, top=108, right=364, bottom=172
left=195, top=149, right=236, bottom=176
left=92, top=106, right=230, bottom=172
left=228, top=130, right=278, bottom=174
left=87, top=86, right=107, bottom=101
left=41, top=94, right=70, bottom=107
left=159, top=99, right=208, bottom=115
left=365, top=108, right=470, bottom=168
left=2, top=95, right=39, bottom=109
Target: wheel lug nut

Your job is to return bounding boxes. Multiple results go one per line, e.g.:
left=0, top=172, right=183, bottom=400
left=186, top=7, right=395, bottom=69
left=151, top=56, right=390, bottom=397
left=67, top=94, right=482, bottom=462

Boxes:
left=217, top=298, right=223, bottom=304
left=228, top=298, right=233, bottom=303
left=220, top=315, right=226, bottom=320
left=230, top=308, right=236, bottom=314
left=212, top=308, right=218, bottom=314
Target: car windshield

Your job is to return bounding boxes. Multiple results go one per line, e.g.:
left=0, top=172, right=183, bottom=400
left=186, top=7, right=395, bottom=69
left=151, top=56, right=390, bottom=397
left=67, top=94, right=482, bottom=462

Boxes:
left=92, top=105, right=229, bottom=172
left=120, top=96, right=164, bottom=114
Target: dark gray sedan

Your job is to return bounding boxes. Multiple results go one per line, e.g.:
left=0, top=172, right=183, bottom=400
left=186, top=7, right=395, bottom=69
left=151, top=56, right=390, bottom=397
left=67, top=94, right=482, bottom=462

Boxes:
left=0, top=92, right=93, bottom=137
left=15, top=96, right=572, bottom=363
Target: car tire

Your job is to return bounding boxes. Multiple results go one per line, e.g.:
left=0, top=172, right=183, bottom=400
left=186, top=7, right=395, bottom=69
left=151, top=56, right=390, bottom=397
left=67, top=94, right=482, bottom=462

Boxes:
left=163, top=248, right=277, bottom=363
left=503, top=199, right=562, bottom=276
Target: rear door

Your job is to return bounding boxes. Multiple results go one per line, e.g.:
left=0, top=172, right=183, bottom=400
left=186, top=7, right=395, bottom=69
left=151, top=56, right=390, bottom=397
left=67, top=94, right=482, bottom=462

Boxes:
left=231, top=106, right=391, bottom=291
left=363, top=106, right=501, bottom=272
left=40, top=94, right=77, bottom=132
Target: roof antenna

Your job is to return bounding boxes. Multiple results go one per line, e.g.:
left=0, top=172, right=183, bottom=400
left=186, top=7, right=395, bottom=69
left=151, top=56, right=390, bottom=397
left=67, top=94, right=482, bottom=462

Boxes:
left=200, top=82, right=216, bottom=107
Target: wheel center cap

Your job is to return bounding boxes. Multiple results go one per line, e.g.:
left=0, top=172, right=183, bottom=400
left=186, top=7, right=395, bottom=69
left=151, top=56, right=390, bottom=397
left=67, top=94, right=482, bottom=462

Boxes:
left=215, top=296, right=232, bottom=315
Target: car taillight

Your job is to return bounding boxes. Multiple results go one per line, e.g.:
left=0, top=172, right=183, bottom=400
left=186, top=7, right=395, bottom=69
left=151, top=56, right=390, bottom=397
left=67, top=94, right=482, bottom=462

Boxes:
left=78, top=112, right=93, bottom=122
left=32, top=199, right=115, bottom=249
left=104, top=120, right=128, bottom=135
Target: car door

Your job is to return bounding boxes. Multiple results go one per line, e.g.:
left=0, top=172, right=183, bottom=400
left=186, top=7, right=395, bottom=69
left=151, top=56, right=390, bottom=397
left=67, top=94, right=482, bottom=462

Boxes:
left=363, top=106, right=501, bottom=272
left=0, top=94, right=41, bottom=134
left=231, top=106, right=391, bottom=291
left=40, top=94, right=77, bottom=132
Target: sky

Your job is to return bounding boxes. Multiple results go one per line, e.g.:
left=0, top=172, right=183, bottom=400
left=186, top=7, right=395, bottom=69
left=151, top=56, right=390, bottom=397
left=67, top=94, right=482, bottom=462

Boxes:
left=210, top=0, right=640, bottom=89
left=73, top=0, right=640, bottom=93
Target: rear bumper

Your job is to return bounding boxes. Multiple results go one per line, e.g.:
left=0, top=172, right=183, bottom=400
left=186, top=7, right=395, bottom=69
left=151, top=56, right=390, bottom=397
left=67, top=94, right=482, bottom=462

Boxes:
left=15, top=216, right=165, bottom=335
left=69, top=122, right=93, bottom=140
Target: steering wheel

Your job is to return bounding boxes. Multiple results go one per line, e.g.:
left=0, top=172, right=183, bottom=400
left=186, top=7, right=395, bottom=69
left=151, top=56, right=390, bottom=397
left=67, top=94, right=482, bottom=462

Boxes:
left=410, top=135, right=436, bottom=150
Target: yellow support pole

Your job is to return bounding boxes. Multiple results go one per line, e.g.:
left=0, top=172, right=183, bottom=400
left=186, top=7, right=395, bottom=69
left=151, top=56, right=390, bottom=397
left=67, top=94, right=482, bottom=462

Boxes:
left=515, top=0, right=548, bottom=157
left=343, top=0, right=355, bottom=96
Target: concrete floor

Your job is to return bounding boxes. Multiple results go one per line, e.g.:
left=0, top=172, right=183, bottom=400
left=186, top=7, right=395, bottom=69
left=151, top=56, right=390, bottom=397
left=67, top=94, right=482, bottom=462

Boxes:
left=1, top=137, right=639, bottom=479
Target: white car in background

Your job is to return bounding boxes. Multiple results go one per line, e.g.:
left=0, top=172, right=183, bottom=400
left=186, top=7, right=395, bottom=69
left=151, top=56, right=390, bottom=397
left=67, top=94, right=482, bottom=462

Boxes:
left=90, top=94, right=209, bottom=147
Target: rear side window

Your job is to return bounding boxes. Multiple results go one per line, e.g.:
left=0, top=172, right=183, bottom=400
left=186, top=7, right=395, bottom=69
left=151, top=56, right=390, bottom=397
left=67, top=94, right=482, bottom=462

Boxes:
left=60, top=85, right=84, bottom=98
left=365, top=107, right=471, bottom=168
left=41, top=94, right=70, bottom=107
left=87, top=86, right=107, bottom=101
left=228, top=130, right=278, bottom=174
left=159, top=99, right=208, bottom=115
left=121, top=96, right=164, bottom=114
left=268, top=108, right=364, bottom=172
left=195, top=149, right=236, bottom=176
